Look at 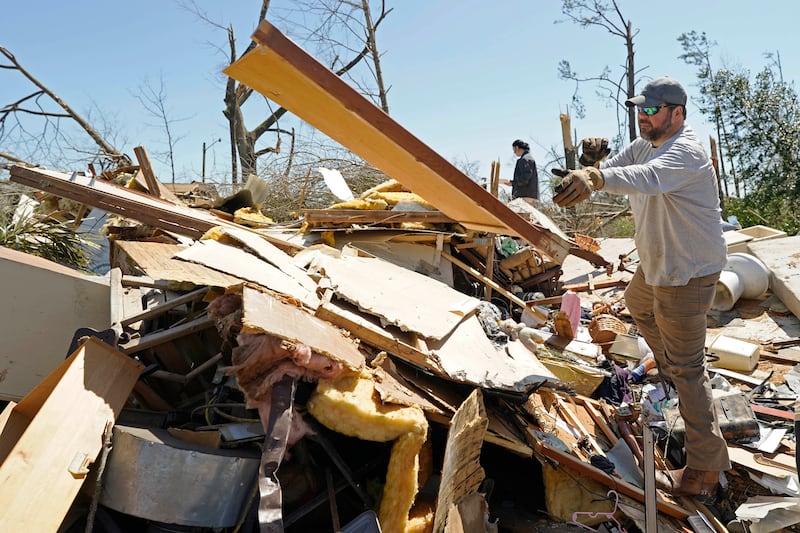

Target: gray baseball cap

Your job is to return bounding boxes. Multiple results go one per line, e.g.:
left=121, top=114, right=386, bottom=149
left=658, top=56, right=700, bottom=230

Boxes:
left=625, top=77, right=687, bottom=107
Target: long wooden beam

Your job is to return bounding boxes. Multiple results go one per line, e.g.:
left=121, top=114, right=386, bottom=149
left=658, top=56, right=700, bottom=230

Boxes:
left=224, top=21, right=608, bottom=267
left=9, top=165, right=303, bottom=252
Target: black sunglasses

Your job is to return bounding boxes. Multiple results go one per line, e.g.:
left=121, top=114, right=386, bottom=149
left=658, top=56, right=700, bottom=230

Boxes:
left=637, top=104, right=677, bottom=116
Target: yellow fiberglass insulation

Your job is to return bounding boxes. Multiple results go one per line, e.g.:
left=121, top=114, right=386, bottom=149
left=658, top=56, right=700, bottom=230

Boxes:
left=233, top=206, right=274, bottom=226
left=199, top=226, right=227, bottom=242
left=359, top=178, right=407, bottom=198
left=308, top=368, right=429, bottom=533
left=363, top=192, right=436, bottom=210
left=329, top=197, right=389, bottom=210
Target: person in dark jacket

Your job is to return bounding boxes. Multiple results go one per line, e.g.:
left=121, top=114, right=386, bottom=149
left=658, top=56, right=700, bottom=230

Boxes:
left=505, top=139, right=539, bottom=199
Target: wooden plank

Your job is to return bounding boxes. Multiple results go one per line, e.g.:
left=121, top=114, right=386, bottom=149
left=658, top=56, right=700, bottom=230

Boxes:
left=573, top=396, right=619, bottom=446
left=563, top=278, right=626, bottom=292
left=120, top=315, right=215, bottom=355
left=433, top=389, right=488, bottom=533
left=223, top=21, right=603, bottom=266
left=760, top=347, right=800, bottom=364
left=8, top=165, right=303, bottom=252
left=120, top=286, right=209, bottom=328
left=130, top=168, right=185, bottom=206
left=557, top=395, right=605, bottom=456
left=0, top=402, right=16, bottom=434
left=708, top=366, right=764, bottom=386
left=750, top=403, right=794, bottom=421
left=133, top=146, right=162, bottom=198
left=440, top=250, right=548, bottom=322
left=484, top=161, right=500, bottom=300
left=109, top=267, right=125, bottom=337
left=0, top=338, right=142, bottom=531
left=517, top=420, right=691, bottom=520
left=11, top=166, right=211, bottom=238
left=114, top=240, right=243, bottom=290
left=303, top=209, right=456, bottom=225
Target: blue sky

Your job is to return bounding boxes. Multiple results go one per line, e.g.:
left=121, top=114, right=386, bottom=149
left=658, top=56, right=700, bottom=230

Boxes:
left=3, top=1, right=798, bottom=194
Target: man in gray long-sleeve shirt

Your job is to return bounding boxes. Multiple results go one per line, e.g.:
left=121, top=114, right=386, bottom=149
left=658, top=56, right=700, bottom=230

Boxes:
left=553, top=77, right=730, bottom=501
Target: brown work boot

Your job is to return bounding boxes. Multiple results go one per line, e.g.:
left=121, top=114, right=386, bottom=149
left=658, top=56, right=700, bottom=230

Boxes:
left=669, top=467, right=719, bottom=499
left=654, top=469, right=674, bottom=491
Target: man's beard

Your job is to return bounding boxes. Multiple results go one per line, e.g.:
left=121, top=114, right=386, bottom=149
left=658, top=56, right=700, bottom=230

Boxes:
left=640, top=113, right=674, bottom=142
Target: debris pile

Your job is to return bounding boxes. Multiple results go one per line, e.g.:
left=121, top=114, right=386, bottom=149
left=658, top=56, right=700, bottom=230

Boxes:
left=2, top=18, right=800, bottom=533
left=2, top=161, right=800, bottom=533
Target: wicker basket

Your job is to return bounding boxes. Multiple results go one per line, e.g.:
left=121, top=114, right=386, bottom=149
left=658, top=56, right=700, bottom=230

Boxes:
left=588, top=314, right=628, bottom=348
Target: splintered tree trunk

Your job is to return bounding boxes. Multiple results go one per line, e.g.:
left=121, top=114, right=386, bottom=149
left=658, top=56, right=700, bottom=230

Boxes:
left=560, top=113, right=576, bottom=170
left=625, top=20, right=637, bottom=143
left=710, top=136, right=727, bottom=218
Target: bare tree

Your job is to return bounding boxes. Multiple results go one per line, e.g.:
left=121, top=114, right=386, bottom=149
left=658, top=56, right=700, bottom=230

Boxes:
left=182, top=0, right=393, bottom=184
left=0, top=46, right=130, bottom=171
left=134, top=75, right=189, bottom=184
left=557, top=0, right=643, bottom=143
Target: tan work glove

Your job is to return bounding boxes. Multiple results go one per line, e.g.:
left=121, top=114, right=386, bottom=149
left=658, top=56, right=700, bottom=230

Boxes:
left=552, top=167, right=604, bottom=208
left=579, top=137, right=611, bottom=167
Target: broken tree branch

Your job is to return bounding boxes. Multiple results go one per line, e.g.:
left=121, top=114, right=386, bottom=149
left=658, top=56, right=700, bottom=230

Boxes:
left=0, top=46, right=130, bottom=166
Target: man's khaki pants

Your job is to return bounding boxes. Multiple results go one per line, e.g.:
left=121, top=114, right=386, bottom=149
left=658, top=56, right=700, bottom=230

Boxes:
left=624, top=267, right=731, bottom=472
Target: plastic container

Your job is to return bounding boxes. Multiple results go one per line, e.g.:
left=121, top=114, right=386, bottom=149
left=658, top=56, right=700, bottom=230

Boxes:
left=630, top=354, right=656, bottom=382
left=705, top=333, right=760, bottom=372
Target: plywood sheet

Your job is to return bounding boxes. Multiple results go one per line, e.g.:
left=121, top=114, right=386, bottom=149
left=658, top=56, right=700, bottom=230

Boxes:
left=176, top=240, right=320, bottom=309
left=748, top=235, right=800, bottom=319
left=224, top=21, right=587, bottom=265
left=115, top=240, right=242, bottom=289
left=240, top=286, right=363, bottom=370
left=311, top=253, right=477, bottom=340
left=0, top=338, right=142, bottom=531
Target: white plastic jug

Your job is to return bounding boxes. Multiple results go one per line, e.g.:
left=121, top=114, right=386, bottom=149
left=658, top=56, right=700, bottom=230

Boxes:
left=705, top=333, right=760, bottom=372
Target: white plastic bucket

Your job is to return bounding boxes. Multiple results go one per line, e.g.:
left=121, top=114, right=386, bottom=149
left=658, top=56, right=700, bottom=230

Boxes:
left=705, top=333, right=760, bottom=372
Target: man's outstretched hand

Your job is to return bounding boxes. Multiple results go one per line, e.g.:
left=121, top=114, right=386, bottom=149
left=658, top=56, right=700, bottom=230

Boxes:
left=579, top=137, right=611, bottom=167
left=552, top=167, right=604, bottom=208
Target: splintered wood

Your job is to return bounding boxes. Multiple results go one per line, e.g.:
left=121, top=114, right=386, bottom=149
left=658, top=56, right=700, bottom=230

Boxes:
left=434, top=389, right=489, bottom=533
